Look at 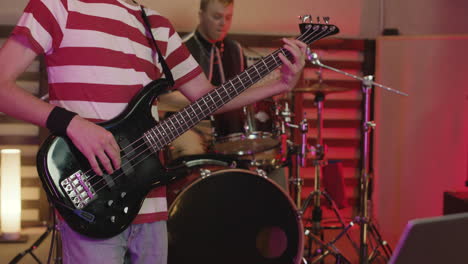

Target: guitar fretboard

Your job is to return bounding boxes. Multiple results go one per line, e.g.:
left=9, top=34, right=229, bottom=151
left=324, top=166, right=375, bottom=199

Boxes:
left=144, top=23, right=337, bottom=151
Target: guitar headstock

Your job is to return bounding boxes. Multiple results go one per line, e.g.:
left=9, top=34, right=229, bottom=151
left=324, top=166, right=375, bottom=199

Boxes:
left=298, top=15, right=340, bottom=45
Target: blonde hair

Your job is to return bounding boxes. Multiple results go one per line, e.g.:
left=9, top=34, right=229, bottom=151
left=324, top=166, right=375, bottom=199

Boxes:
left=200, top=0, right=233, bottom=11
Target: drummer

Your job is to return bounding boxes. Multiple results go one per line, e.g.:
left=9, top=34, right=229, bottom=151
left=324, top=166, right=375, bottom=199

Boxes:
left=159, top=0, right=289, bottom=189
left=158, top=0, right=244, bottom=160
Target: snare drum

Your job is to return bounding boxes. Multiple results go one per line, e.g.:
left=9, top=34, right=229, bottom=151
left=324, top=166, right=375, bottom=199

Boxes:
left=211, top=98, right=280, bottom=155
left=168, top=169, right=303, bottom=264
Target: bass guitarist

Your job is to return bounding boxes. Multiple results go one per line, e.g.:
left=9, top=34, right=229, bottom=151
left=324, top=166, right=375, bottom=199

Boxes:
left=0, top=0, right=306, bottom=263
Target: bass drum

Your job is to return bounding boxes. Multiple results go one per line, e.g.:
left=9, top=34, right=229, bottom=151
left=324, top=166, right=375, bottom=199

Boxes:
left=165, top=153, right=249, bottom=206
left=168, top=169, right=303, bottom=264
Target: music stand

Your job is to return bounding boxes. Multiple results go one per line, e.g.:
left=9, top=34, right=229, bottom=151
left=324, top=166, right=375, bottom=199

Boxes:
left=389, top=212, right=468, bottom=264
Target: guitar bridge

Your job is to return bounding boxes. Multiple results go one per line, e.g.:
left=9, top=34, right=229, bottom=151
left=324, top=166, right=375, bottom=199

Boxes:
left=61, top=170, right=97, bottom=209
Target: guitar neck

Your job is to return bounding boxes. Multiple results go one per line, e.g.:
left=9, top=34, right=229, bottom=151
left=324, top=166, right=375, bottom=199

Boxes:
left=148, top=48, right=287, bottom=149
left=145, top=23, right=338, bottom=150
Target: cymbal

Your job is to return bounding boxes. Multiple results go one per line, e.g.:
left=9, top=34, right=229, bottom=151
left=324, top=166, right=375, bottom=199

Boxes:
left=292, top=83, right=349, bottom=94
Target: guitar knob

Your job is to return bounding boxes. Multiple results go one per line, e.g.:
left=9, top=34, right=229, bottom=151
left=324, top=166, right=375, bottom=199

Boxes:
left=110, top=216, right=116, bottom=223
left=120, top=192, right=127, bottom=198
left=107, top=200, right=114, bottom=207
left=123, top=207, right=129, bottom=214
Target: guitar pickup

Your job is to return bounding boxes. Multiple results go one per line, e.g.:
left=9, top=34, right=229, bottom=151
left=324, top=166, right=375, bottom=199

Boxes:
left=61, top=170, right=97, bottom=209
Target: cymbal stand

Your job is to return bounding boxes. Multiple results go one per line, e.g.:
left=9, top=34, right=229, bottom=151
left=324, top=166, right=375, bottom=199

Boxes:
left=280, top=95, right=353, bottom=264
left=305, top=226, right=354, bottom=264
left=300, top=92, right=356, bottom=263
left=279, top=101, right=307, bottom=208
left=302, top=90, right=327, bottom=236
left=306, top=48, right=407, bottom=263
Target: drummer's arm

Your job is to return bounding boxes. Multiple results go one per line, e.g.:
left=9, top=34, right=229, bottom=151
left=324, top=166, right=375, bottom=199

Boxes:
left=178, top=38, right=306, bottom=114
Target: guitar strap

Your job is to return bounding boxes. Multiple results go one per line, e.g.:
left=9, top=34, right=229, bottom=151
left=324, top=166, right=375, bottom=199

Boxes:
left=140, top=5, right=175, bottom=87
left=139, top=4, right=172, bottom=185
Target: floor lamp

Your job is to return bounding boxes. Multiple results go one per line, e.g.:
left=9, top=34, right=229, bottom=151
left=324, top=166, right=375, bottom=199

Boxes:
left=0, top=149, right=27, bottom=242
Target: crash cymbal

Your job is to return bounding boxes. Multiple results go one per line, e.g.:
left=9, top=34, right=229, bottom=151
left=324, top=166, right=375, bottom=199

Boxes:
left=292, top=83, right=349, bottom=94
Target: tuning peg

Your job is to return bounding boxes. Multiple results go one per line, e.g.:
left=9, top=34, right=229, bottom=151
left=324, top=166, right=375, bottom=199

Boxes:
left=323, top=17, right=330, bottom=24
left=299, top=15, right=312, bottom=23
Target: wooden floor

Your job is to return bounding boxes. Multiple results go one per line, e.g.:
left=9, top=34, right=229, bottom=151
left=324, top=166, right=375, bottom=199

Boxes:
left=0, top=207, right=394, bottom=264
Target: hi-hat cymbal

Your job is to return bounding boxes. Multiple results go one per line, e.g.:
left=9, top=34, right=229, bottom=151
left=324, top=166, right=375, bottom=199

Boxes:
left=292, top=83, right=349, bottom=94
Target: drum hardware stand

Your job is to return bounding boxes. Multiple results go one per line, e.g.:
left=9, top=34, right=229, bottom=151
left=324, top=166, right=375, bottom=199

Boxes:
left=304, top=226, right=354, bottom=264
left=278, top=101, right=307, bottom=208
left=9, top=204, right=62, bottom=264
left=306, top=49, right=408, bottom=263
left=298, top=89, right=355, bottom=262
left=279, top=95, right=353, bottom=263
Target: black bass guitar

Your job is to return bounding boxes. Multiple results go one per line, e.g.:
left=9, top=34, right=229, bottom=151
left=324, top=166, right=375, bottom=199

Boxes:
left=36, top=21, right=339, bottom=238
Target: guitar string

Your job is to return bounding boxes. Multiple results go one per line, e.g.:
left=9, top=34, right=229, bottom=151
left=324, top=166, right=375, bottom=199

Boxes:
left=101, top=25, right=327, bottom=158
left=72, top=26, right=334, bottom=198
left=78, top=26, right=331, bottom=196
left=78, top=26, right=330, bottom=195
left=125, top=26, right=333, bottom=157
left=74, top=39, right=300, bottom=182
left=80, top=48, right=283, bottom=190
left=112, top=25, right=331, bottom=162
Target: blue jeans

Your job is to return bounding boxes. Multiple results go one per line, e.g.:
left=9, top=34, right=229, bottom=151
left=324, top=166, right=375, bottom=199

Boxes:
left=59, top=220, right=168, bottom=264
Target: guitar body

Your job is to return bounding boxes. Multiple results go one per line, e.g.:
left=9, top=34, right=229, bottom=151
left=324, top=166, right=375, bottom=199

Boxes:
left=37, top=80, right=170, bottom=238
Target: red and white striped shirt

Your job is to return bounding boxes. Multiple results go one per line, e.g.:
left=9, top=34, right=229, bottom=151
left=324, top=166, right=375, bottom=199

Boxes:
left=12, top=0, right=203, bottom=223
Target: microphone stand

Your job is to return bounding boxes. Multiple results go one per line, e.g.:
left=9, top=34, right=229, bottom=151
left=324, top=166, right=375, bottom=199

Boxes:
left=306, top=51, right=408, bottom=97
left=306, top=49, right=406, bottom=263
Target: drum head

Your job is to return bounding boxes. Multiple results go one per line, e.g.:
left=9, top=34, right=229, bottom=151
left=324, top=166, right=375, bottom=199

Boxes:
left=211, top=98, right=280, bottom=155
left=168, top=169, right=303, bottom=264
left=213, top=134, right=280, bottom=155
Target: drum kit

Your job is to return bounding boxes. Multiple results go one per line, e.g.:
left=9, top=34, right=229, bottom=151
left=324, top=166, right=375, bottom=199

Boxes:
left=163, top=51, right=407, bottom=263
left=10, top=48, right=405, bottom=264
left=7, top=48, right=407, bottom=264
